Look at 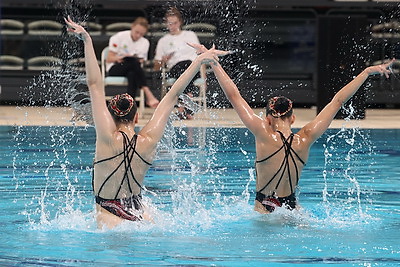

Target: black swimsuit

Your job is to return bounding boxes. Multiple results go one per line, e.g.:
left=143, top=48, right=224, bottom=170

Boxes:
left=255, top=131, right=305, bottom=212
left=93, top=131, right=152, bottom=221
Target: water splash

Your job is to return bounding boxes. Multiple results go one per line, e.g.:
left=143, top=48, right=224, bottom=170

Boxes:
left=12, top=124, right=94, bottom=227
left=321, top=104, right=376, bottom=219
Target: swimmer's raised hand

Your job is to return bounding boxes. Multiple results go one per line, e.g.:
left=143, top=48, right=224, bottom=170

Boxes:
left=188, top=43, right=230, bottom=57
left=188, top=43, right=208, bottom=55
left=64, top=16, right=89, bottom=41
left=188, top=43, right=230, bottom=65
left=366, top=58, right=396, bottom=78
left=195, top=47, right=223, bottom=65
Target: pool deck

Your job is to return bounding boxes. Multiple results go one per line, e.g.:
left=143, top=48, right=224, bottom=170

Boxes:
left=0, top=105, right=399, bottom=129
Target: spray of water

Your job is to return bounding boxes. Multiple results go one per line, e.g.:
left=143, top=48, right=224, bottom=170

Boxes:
left=320, top=103, right=377, bottom=223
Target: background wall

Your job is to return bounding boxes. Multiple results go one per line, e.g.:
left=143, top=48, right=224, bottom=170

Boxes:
left=1, top=0, right=400, bottom=108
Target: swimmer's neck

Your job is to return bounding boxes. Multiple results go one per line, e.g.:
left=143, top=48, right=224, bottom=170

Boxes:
left=269, top=119, right=292, bottom=135
left=117, top=122, right=136, bottom=134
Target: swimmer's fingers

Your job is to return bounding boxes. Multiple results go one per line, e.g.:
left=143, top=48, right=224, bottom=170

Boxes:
left=188, top=43, right=208, bottom=55
left=381, top=58, right=396, bottom=78
left=380, top=59, right=395, bottom=78
left=64, top=16, right=79, bottom=32
left=214, top=49, right=230, bottom=57
left=209, top=44, right=230, bottom=57
left=384, top=58, right=396, bottom=68
left=383, top=58, right=396, bottom=78
left=367, top=59, right=392, bottom=78
left=64, top=16, right=87, bottom=41
left=375, top=65, right=390, bottom=78
left=383, top=67, right=391, bottom=79
left=189, top=43, right=230, bottom=57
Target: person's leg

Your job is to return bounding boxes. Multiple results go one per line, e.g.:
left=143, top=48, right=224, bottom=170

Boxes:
left=141, top=86, right=159, bottom=108
left=110, top=58, right=159, bottom=107
left=126, top=70, right=139, bottom=98
left=169, top=60, right=200, bottom=96
left=108, top=60, right=138, bottom=97
left=130, top=62, right=159, bottom=107
left=169, top=60, right=200, bottom=119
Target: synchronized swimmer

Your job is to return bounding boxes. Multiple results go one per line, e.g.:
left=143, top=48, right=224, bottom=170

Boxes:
left=65, top=16, right=227, bottom=229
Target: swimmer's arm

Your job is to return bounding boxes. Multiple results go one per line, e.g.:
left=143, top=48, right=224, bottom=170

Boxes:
left=300, top=59, right=394, bottom=143
left=141, top=49, right=221, bottom=142
left=83, top=34, right=116, bottom=136
left=140, top=55, right=203, bottom=142
left=211, top=62, right=264, bottom=134
left=65, top=17, right=116, bottom=137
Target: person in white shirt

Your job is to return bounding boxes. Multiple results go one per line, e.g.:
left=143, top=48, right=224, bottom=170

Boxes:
left=107, top=17, right=159, bottom=108
left=153, top=7, right=202, bottom=119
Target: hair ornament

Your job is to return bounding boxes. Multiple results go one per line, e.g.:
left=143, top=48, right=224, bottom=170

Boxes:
left=268, top=96, right=293, bottom=118
left=108, top=93, right=134, bottom=117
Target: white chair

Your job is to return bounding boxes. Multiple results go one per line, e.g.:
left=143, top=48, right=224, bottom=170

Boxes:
left=182, top=23, right=216, bottom=39
left=27, top=20, right=63, bottom=35
left=68, top=57, right=85, bottom=72
left=161, top=64, right=208, bottom=115
left=101, top=47, right=145, bottom=118
left=104, top=22, right=131, bottom=36
left=27, top=56, right=62, bottom=71
left=0, top=19, right=25, bottom=35
left=0, top=55, right=24, bottom=70
left=66, top=22, right=102, bottom=38
left=84, top=21, right=102, bottom=36
left=371, top=21, right=400, bottom=39
left=148, top=22, right=167, bottom=38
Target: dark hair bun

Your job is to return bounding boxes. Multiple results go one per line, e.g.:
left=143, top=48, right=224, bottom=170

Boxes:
left=118, top=98, right=131, bottom=111
left=267, top=96, right=293, bottom=118
left=274, top=98, right=290, bottom=113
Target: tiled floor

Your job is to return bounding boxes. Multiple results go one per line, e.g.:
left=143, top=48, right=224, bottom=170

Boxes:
left=1, top=105, right=399, bottom=129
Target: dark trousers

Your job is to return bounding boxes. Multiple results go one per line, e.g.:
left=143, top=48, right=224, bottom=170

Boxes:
left=108, top=57, right=147, bottom=97
left=168, top=60, right=200, bottom=95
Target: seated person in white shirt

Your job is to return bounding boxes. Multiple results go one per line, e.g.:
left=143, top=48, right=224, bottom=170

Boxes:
left=107, top=17, right=159, bottom=108
left=153, top=7, right=202, bottom=119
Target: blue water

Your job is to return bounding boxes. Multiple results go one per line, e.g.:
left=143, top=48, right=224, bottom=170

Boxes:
left=1, top=125, right=399, bottom=266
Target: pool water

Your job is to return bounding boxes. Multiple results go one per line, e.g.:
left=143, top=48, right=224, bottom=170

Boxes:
left=1, top=125, right=399, bottom=266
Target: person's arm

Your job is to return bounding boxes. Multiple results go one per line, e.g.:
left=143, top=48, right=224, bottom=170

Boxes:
left=153, top=38, right=165, bottom=71
left=65, top=17, right=116, bottom=140
left=188, top=43, right=264, bottom=133
left=153, top=52, right=174, bottom=71
left=140, top=47, right=225, bottom=143
left=211, top=61, right=264, bottom=134
left=106, top=35, right=129, bottom=64
left=106, top=50, right=125, bottom=64
left=300, top=59, right=395, bottom=143
left=141, top=39, right=150, bottom=61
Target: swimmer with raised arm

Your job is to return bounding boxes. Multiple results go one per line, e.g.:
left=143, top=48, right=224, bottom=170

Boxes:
left=191, top=43, right=394, bottom=214
left=65, top=17, right=226, bottom=228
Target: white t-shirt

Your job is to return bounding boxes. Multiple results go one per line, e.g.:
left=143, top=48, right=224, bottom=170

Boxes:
left=107, top=30, right=150, bottom=71
left=154, top=30, right=199, bottom=69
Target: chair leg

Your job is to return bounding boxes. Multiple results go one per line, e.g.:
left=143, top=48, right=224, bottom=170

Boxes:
left=201, top=85, right=207, bottom=118
left=192, top=81, right=207, bottom=119
left=138, top=89, right=145, bottom=119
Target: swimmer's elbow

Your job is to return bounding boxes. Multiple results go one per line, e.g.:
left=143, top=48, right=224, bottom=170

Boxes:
left=225, top=89, right=242, bottom=101
left=330, top=95, right=345, bottom=109
left=87, top=79, right=103, bottom=92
